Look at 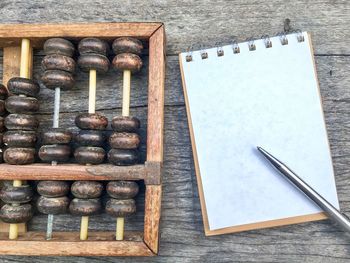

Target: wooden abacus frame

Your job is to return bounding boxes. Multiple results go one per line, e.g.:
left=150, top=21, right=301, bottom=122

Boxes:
left=0, top=22, right=165, bottom=256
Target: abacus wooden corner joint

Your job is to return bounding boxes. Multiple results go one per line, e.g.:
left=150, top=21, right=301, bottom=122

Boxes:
left=0, top=22, right=165, bottom=257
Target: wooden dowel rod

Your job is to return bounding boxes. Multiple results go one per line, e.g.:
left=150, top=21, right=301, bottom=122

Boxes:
left=80, top=216, right=89, bottom=240
left=116, top=217, right=124, bottom=241
left=122, top=70, right=131, bottom=117
left=20, top=39, right=30, bottom=79
left=88, top=69, right=97, bottom=114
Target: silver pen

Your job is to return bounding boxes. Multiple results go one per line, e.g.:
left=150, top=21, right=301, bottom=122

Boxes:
left=257, top=146, right=350, bottom=233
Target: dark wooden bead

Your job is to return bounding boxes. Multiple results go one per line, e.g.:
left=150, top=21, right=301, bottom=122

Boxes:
left=105, top=198, right=136, bottom=217
left=37, top=181, right=70, bottom=197
left=0, top=84, right=8, bottom=100
left=41, top=70, right=75, bottom=90
left=42, top=128, right=72, bottom=144
left=78, top=38, right=109, bottom=56
left=69, top=198, right=102, bottom=216
left=0, top=203, right=33, bottom=223
left=0, top=117, right=4, bottom=132
left=112, top=37, right=143, bottom=55
left=7, top=77, right=40, bottom=98
left=71, top=181, right=103, bottom=199
left=75, top=113, right=108, bottom=130
left=109, top=132, right=140, bottom=149
left=111, top=116, right=140, bottom=132
left=39, top=145, right=71, bottom=163
left=74, top=146, right=105, bottom=165
left=37, top=196, right=70, bottom=215
left=5, top=95, right=39, bottom=114
left=44, top=38, right=75, bottom=57
left=42, top=54, right=76, bottom=73
left=112, top=53, right=142, bottom=73
left=3, top=131, right=37, bottom=147
left=4, top=147, right=35, bottom=165
left=5, top=114, right=39, bottom=131
left=0, top=185, right=33, bottom=204
left=0, top=133, right=3, bottom=145
left=75, top=130, right=105, bottom=147
left=77, top=54, right=110, bottom=73
left=106, top=181, right=139, bottom=199
left=0, top=100, right=5, bottom=116
left=108, top=149, right=139, bottom=166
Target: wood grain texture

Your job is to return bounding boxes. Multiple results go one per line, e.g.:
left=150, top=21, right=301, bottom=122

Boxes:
left=0, top=0, right=349, bottom=261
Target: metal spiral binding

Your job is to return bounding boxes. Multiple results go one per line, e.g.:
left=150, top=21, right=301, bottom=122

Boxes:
left=185, top=30, right=304, bottom=62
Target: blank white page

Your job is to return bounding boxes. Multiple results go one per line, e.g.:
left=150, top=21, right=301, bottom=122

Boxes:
left=180, top=32, right=339, bottom=232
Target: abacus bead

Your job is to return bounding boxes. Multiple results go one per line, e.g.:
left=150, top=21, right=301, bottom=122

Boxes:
left=7, top=77, right=40, bottom=97
left=78, top=38, right=109, bottom=56
left=75, top=113, right=108, bottom=130
left=112, top=37, right=143, bottom=55
left=111, top=116, right=140, bottom=132
left=38, top=145, right=71, bottom=163
left=105, top=198, right=136, bottom=217
left=5, top=114, right=39, bottom=130
left=0, top=133, right=3, bottom=145
left=75, top=130, right=105, bottom=147
left=112, top=53, right=142, bottom=73
left=0, top=185, right=33, bottom=204
left=0, top=101, right=5, bottom=117
left=4, top=147, right=35, bottom=165
left=0, top=117, right=4, bottom=132
left=44, top=38, right=75, bottom=57
left=108, top=149, right=139, bottom=166
left=69, top=198, right=102, bottom=216
left=3, top=131, right=37, bottom=147
left=37, top=196, right=70, bottom=215
left=37, top=181, right=70, bottom=197
left=42, top=54, right=76, bottom=73
left=71, top=181, right=103, bottom=199
left=77, top=54, right=110, bottom=73
left=106, top=181, right=139, bottom=199
left=0, top=203, right=33, bottom=223
left=41, top=70, right=75, bottom=90
left=74, top=146, right=105, bottom=165
left=109, top=132, right=140, bottom=149
left=5, top=96, right=39, bottom=114
left=0, top=84, right=8, bottom=100
left=42, top=128, right=72, bottom=144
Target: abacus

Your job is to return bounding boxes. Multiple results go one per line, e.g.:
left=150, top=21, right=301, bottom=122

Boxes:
left=0, top=23, right=165, bottom=256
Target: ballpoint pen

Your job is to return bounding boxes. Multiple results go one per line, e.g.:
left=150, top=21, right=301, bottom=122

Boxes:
left=257, top=146, right=350, bottom=233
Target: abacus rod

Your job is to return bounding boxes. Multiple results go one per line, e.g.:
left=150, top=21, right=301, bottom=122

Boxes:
left=122, top=70, right=131, bottom=117
left=53, top=87, right=60, bottom=128
left=46, top=214, right=53, bottom=240
left=88, top=69, right=97, bottom=114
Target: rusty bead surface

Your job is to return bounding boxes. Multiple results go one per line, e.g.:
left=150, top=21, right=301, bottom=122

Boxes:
left=37, top=196, right=70, bottom=215
left=78, top=38, right=109, bottom=56
left=112, top=53, right=142, bottom=73
left=3, top=131, right=37, bottom=147
left=105, top=198, right=136, bottom=217
left=42, top=54, right=76, bottom=73
left=71, top=181, right=103, bottom=199
left=74, top=146, right=105, bottom=165
left=39, top=145, right=71, bottom=163
left=109, top=132, right=140, bottom=149
left=5, top=114, right=39, bottom=131
left=7, top=77, right=40, bottom=98
left=75, top=113, right=108, bottom=130
left=0, top=185, right=33, bottom=204
left=5, top=95, right=39, bottom=114
left=44, top=38, right=75, bottom=57
left=106, top=181, right=139, bottom=199
left=75, top=130, right=105, bottom=147
left=69, top=198, right=102, bottom=216
left=0, top=84, right=8, bottom=100
left=77, top=54, right=110, bottom=73
left=42, top=128, right=72, bottom=145
left=37, top=180, right=70, bottom=197
left=41, top=70, right=75, bottom=90
left=0, top=203, right=33, bottom=223
left=111, top=116, right=140, bottom=132
left=108, top=148, right=139, bottom=166
left=4, top=147, right=35, bottom=165
left=112, top=37, right=143, bottom=55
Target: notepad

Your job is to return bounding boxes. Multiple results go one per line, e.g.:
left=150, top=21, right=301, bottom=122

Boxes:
left=179, top=32, right=339, bottom=235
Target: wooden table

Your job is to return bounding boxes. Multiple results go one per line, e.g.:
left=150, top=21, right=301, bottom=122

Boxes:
left=0, top=0, right=349, bottom=262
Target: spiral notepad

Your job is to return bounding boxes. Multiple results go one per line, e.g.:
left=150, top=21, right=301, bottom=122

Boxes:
left=179, top=32, right=339, bottom=235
